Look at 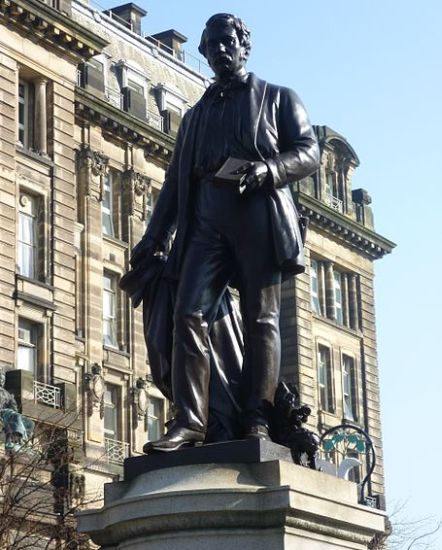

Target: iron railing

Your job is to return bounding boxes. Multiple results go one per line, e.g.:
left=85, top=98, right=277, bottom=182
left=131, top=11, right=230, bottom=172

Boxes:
left=324, top=193, right=344, bottom=213
left=105, top=438, right=129, bottom=465
left=33, top=381, right=61, bottom=409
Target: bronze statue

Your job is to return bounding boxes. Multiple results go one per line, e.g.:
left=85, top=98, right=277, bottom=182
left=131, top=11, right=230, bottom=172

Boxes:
left=0, top=370, right=34, bottom=451
left=126, top=13, right=319, bottom=453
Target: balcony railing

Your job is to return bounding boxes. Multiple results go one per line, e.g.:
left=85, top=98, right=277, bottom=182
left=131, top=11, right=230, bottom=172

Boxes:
left=105, top=87, right=123, bottom=109
left=33, top=381, right=61, bottom=409
left=324, top=194, right=344, bottom=213
left=105, top=438, right=129, bottom=465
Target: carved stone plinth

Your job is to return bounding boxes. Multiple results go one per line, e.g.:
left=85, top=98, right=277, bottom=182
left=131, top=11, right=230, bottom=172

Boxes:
left=77, top=441, right=386, bottom=550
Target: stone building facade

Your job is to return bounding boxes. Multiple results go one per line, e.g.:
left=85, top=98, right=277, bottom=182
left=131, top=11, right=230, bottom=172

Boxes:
left=0, top=0, right=393, bottom=539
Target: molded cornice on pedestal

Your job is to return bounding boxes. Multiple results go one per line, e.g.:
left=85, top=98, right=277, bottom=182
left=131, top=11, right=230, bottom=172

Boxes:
left=77, top=456, right=387, bottom=550
left=0, top=0, right=108, bottom=61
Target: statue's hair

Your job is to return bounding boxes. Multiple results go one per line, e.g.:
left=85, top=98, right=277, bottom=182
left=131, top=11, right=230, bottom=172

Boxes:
left=198, top=13, right=252, bottom=60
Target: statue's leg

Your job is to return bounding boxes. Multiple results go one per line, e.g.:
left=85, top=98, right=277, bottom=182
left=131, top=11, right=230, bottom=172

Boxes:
left=234, top=195, right=282, bottom=433
left=172, top=223, right=233, bottom=435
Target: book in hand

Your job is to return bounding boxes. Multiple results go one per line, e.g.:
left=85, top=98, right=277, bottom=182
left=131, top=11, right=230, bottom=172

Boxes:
left=213, top=157, right=249, bottom=194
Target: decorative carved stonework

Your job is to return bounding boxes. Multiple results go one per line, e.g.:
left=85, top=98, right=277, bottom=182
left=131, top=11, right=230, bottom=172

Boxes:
left=134, top=172, right=150, bottom=196
left=77, top=146, right=109, bottom=202
left=69, top=473, right=86, bottom=504
left=122, top=169, right=151, bottom=220
left=91, top=152, right=110, bottom=179
left=84, top=363, right=105, bottom=418
left=132, top=377, right=149, bottom=420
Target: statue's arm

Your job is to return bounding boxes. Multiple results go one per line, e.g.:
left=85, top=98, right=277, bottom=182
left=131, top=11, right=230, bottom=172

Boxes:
left=130, top=113, right=189, bottom=265
left=143, top=114, right=190, bottom=247
left=265, top=88, right=320, bottom=188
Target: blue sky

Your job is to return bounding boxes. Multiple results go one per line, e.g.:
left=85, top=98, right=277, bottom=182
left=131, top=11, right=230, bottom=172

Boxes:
left=99, top=0, right=442, bottom=540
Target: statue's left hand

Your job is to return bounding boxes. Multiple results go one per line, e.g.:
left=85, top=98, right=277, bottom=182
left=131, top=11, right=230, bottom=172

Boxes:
left=235, top=161, right=268, bottom=194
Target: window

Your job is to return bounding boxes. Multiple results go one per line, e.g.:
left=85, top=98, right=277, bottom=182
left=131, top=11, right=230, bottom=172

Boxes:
left=18, top=80, right=31, bottom=148
left=309, top=258, right=360, bottom=330
left=18, top=319, right=38, bottom=374
left=334, top=271, right=343, bottom=325
left=146, top=397, right=163, bottom=441
left=342, top=355, right=357, bottom=421
left=103, top=273, right=118, bottom=347
left=102, top=172, right=122, bottom=239
left=102, top=174, right=114, bottom=237
left=310, top=259, right=321, bottom=315
left=324, top=153, right=344, bottom=213
left=103, top=384, right=121, bottom=440
left=78, top=58, right=105, bottom=92
left=122, top=79, right=146, bottom=119
left=17, top=74, right=48, bottom=154
left=318, top=345, right=334, bottom=413
left=18, top=193, right=39, bottom=279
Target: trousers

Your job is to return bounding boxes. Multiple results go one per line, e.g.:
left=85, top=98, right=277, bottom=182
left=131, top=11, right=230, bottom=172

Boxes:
left=172, top=183, right=282, bottom=434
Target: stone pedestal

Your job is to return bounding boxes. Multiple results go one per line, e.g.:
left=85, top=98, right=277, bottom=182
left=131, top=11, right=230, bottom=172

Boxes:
left=77, top=441, right=386, bottom=549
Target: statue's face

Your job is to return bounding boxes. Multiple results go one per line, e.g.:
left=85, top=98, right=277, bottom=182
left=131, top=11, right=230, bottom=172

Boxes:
left=204, top=24, right=246, bottom=79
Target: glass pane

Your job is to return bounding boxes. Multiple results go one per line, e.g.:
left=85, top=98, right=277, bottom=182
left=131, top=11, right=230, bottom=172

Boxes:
left=18, top=345, right=36, bottom=373
left=104, top=385, right=120, bottom=439
left=19, top=213, right=35, bottom=244
left=334, top=272, right=343, bottom=324
left=18, top=243, right=35, bottom=278
left=103, top=290, right=113, bottom=317
left=102, top=176, right=114, bottom=236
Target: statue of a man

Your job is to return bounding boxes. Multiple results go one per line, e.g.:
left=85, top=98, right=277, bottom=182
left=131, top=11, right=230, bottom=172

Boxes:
left=131, top=13, right=319, bottom=452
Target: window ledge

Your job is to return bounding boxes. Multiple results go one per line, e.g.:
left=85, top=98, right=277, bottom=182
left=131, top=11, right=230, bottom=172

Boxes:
left=312, top=313, right=362, bottom=338
left=16, top=274, right=54, bottom=291
left=103, top=234, right=129, bottom=249
left=15, top=275, right=56, bottom=311
left=16, top=145, right=53, bottom=166
left=103, top=345, right=130, bottom=358
left=318, top=410, right=340, bottom=431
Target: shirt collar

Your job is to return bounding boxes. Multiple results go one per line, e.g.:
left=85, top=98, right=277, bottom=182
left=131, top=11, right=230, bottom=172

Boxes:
left=206, top=72, right=250, bottom=99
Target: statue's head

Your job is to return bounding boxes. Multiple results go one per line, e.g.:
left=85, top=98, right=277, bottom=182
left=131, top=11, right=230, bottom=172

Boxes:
left=198, top=13, right=251, bottom=79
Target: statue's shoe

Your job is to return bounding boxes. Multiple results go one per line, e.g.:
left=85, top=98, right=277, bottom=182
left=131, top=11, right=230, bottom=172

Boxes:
left=243, top=424, right=272, bottom=441
left=143, top=426, right=205, bottom=454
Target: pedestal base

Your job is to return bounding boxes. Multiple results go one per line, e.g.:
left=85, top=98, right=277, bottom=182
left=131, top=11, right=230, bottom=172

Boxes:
left=77, top=442, right=386, bottom=549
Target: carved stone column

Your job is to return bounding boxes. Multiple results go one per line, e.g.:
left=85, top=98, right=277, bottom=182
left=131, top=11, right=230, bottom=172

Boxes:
left=34, top=78, right=47, bottom=155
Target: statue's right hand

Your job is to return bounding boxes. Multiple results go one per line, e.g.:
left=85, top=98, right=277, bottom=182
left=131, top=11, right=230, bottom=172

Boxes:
left=130, top=235, right=159, bottom=267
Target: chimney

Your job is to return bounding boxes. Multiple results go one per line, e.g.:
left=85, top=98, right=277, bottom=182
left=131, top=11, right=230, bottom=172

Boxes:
left=150, top=29, right=187, bottom=60
left=107, top=3, right=147, bottom=35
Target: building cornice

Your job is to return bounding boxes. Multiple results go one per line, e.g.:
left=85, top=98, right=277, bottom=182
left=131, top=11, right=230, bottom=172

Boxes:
left=0, top=0, right=108, bottom=61
left=75, top=86, right=175, bottom=164
left=294, top=191, right=396, bottom=259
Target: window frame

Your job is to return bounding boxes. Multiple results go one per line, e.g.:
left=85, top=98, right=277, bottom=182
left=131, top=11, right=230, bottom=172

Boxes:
left=342, top=354, right=358, bottom=422
left=103, top=272, right=118, bottom=348
left=102, top=173, right=115, bottom=237
left=310, top=258, right=322, bottom=315
left=17, top=192, right=41, bottom=280
left=146, top=396, right=164, bottom=442
left=317, top=344, right=334, bottom=413
left=103, top=383, right=121, bottom=441
left=333, top=270, right=344, bottom=325
left=18, top=80, right=30, bottom=148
